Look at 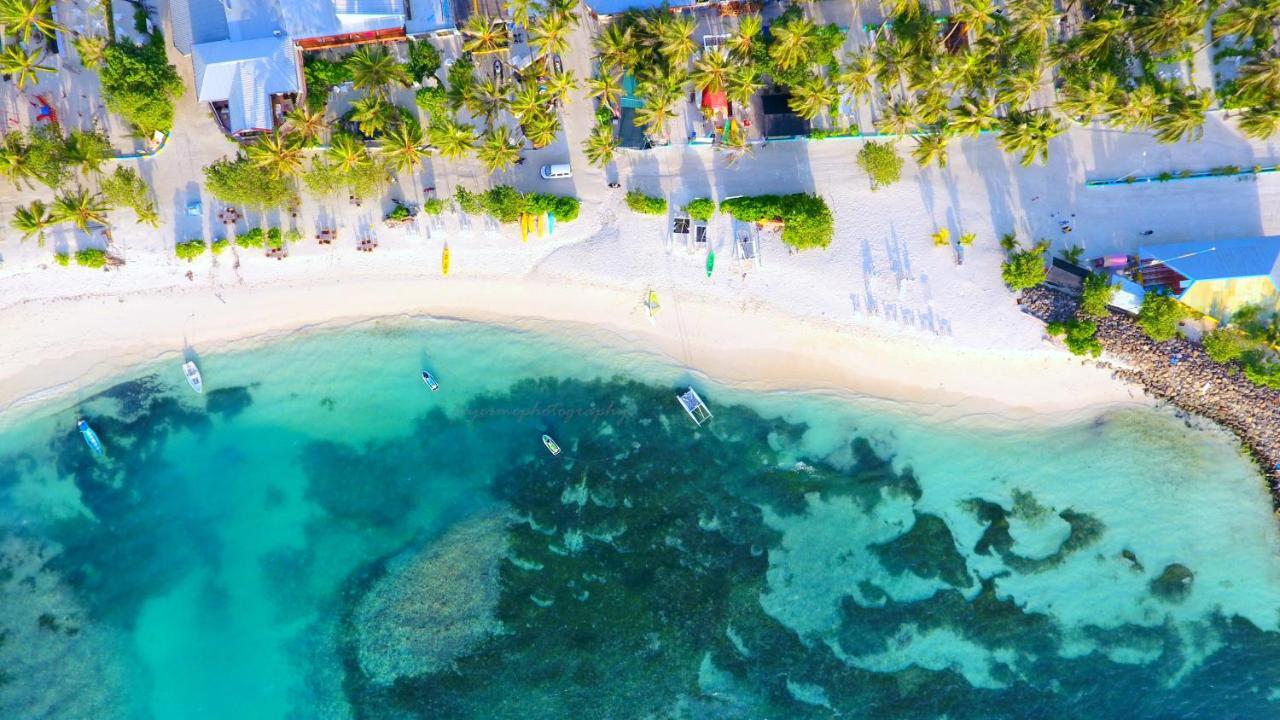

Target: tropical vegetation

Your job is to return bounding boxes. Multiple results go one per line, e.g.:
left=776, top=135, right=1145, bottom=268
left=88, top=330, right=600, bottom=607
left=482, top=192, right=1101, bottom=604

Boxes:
left=999, top=234, right=1049, bottom=291
left=625, top=191, right=668, bottom=216
left=100, top=35, right=185, bottom=135
left=719, top=194, right=834, bottom=250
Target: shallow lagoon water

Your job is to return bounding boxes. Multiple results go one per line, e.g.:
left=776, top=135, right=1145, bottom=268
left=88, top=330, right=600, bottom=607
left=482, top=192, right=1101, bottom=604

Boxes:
left=2, top=320, right=1280, bottom=719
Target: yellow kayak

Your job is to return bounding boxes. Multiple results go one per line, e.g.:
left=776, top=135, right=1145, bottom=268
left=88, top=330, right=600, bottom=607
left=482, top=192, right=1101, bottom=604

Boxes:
left=539, top=213, right=549, bottom=238
left=520, top=214, right=529, bottom=243
left=441, top=244, right=450, bottom=276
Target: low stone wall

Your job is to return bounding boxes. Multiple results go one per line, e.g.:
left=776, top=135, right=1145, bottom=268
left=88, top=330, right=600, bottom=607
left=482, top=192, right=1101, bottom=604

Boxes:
left=1020, top=286, right=1280, bottom=516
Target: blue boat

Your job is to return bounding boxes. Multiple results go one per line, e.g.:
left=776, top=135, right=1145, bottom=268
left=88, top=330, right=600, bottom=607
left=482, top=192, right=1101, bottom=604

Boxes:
left=77, top=419, right=104, bottom=457
left=548, top=213, right=556, bottom=235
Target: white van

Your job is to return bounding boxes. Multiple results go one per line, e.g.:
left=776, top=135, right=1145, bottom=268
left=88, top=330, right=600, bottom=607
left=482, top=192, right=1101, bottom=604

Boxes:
left=540, top=163, right=572, bottom=180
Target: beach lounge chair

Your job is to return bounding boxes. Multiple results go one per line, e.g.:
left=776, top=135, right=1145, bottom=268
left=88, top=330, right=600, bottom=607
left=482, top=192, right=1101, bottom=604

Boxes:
left=672, top=215, right=691, bottom=251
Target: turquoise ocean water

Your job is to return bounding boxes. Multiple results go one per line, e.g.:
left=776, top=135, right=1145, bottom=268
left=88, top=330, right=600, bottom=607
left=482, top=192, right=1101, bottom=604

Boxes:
left=2, top=320, right=1280, bottom=719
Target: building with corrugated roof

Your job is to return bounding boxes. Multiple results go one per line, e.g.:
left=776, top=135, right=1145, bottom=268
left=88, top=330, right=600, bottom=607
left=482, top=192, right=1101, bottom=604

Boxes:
left=1138, top=236, right=1280, bottom=321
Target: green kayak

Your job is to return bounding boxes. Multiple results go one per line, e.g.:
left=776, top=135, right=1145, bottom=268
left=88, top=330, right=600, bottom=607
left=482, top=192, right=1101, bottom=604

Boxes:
left=705, top=249, right=715, bottom=277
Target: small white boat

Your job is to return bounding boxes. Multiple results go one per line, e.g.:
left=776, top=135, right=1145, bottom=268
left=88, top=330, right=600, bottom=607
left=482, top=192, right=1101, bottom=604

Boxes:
left=183, top=361, right=203, bottom=394
left=421, top=370, right=440, bottom=391
left=542, top=434, right=561, bottom=456
left=677, top=387, right=713, bottom=426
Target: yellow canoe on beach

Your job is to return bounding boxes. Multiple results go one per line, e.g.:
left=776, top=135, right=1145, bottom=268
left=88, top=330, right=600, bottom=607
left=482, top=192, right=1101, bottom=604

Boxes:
left=538, top=213, right=549, bottom=238
left=520, top=214, right=529, bottom=243
left=533, top=214, right=542, bottom=238
left=441, top=245, right=450, bottom=276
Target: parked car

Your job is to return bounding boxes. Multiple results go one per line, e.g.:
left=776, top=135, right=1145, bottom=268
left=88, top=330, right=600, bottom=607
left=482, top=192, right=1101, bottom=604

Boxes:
left=540, top=163, right=572, bottom=180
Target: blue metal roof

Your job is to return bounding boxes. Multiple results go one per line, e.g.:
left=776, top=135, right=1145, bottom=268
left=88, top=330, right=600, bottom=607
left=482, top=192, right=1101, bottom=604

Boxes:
left=171, top=0, right=230, bottom=54
left=585, top=0, right=699, bottom=16
left=1140, top=236, right=1280, bottom=288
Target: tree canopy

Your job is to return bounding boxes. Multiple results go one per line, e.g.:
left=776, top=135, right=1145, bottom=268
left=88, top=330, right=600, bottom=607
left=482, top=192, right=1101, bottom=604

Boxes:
left=100, top=36, right=185, bottom=135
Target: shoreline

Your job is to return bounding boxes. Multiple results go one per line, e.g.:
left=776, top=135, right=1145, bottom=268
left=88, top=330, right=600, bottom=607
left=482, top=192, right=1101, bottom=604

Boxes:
left=0, top=271, right=1144, bottom=429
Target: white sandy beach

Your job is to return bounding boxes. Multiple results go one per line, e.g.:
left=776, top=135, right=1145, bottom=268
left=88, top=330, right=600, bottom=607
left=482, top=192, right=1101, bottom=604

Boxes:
left=6, top=5, right=1280, bottom=422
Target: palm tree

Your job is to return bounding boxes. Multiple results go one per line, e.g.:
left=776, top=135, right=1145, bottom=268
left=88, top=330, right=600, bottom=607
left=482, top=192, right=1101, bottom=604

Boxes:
left=595, top=22, right=637, bottom=71
left=912, top=132, right=950, bottom=168
left=1238, top=56, right=1280, bottom=96
left=523, top=111, right=561, bottom=148
left=1214, top=0, right=1280, bottom=41
left=545, top=70, right=577, bottom=104
left=530, top=12, right=570, bottom=59
left=328, top=133, right=372, bottom=173
left=838, top=51, right=879, bottom=103
left=586, top=72, right=622, bottom=115
left=0, top=0, right=61, bottom=44
left=657, top=15, right=698, bottom=67
left=1007, top=0, right=1059, bottom=47
left=996, top=68, right=1042, bottom=110
left=463, top=15, right=511, bottom=55
left=727, top=15, right=762, bottom=61
left=346, top=46, right=411, bottom=94
left=1237, top=102, right=1280, bottom=139
left=64, top=130, right=112, bottom=176
left=1131, top=0, right=1209, bottom=55
left=635, top=96, right=677, bottom=139
left=0, top=45, right=54, bottom=90
left=1108, top=84, right=1161, bottom=130
left=726, top=66, right=762, bottom=110
left=0, top=134, right=32, bottom=188
left=467, top=77, right=510, bottom=127
left=545, top=0, right=581, bottom=21
left=349, top=94, right=395, bottom=137
left=583, top=123, right=618, bottom=167
left=379, top=119, right=431, bottom=174
left=506, top=0, right=535, bottom=29
left=769, top=16, right=816, bottom=72
left=789, top=77, right=839, bottom=121
left=246, top=130, right=305, bottom=178
left=718, top=119, right=753, bottom=166
left=51, top=189, right=110, bottom=232
left=72, top=35, right=109, bottom=69
left=428, top=116, right=477, bottom=159
left=948, top=95, right=999, bottom=137
left=11, top=200, right=54, bottom=244
left=997, top=111, right=1064, bottom=166
left=1058, top=76, right=1120, bottom=123
left=950, top=0, right=997, bottom=40
left=1152, top=90, right=1212, bottom=143
left=509, top=82, right=549, bottom=120
left=477, top=126, right=523, bottom=173
left=1068, top=11, right=1128, bottom=63
left=285, top=105, right=329, bottom=145
left=882, top=0, right=923, bottom=20
left=876, top=99, right=922, bottom=136
left=692, top=49, right=732, bottom=94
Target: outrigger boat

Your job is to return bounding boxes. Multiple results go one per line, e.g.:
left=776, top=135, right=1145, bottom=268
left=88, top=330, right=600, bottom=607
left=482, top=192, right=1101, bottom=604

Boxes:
left=421, top=370, right=440, bottom=391
left=183, top=361, right=203, bottom=394
left=541, top=434, right=562, bottom=456
left=676, top=387, right=713, bottom=426
left=77, top=418, right=105, bottom=457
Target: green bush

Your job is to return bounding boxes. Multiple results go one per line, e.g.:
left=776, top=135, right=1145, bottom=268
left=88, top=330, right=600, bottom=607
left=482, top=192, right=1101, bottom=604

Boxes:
left=305, top=57, right=352, bottom=92
left=1079, top=272, right=1117, bottom=317
left=479, top=185, right=526, bottom=223
left=236, top=227, right=265, bottom=249
left=406, top=40, right=441, bottom=82
left=133, top=6, right=150, bottom=34
left=387, top=204, right=414, bottom=221
left=54, top=252, right=70, bottom=267
left=285, top=228, right=302, bottom=243
left=266, top=227, right=283, bottom=249
left=719, top=194, right=834, bottom=250
left=684, top=198, right=714, bottom=222
left=455, top=187, right=483, bottom=215
left=1000, top=240, right=1048, bottom=291
left=548, top=195, right=580, bottom=223
left=1137, top=293, right=1188, bottom=342
left=175, top=239, right=207, bottom=262
left=1201, top=327, right=1252, bottom=364
left=204, top=156, right=296, bottom=210
left=1047, top=319, right=1103, bottom=357
left=1243, top=354, right=1280, bottom=389
left=415, top=86, right=449, bottom=117
left=100, top=36, right=185, bottom=134
left=100, top=166, right=159, bottom=225
left=625, top=191, right=667, bottom=215
left=422, top=197, right=447, bottom=215
left=857, top=141, right=903, bottom=190
left=211, top=238, right=229, bottom=255
left=75, top=248, right=108, bottom=269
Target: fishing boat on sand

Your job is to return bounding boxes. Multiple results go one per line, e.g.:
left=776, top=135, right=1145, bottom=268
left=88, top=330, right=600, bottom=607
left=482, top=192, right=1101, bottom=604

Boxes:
left=542, top=434, right=562, bottom=456
left=421, top=370, right=440, bottom=391
left=183, top=361, right=203, bottom=394
left=77, top=419, right=105, bottom=457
